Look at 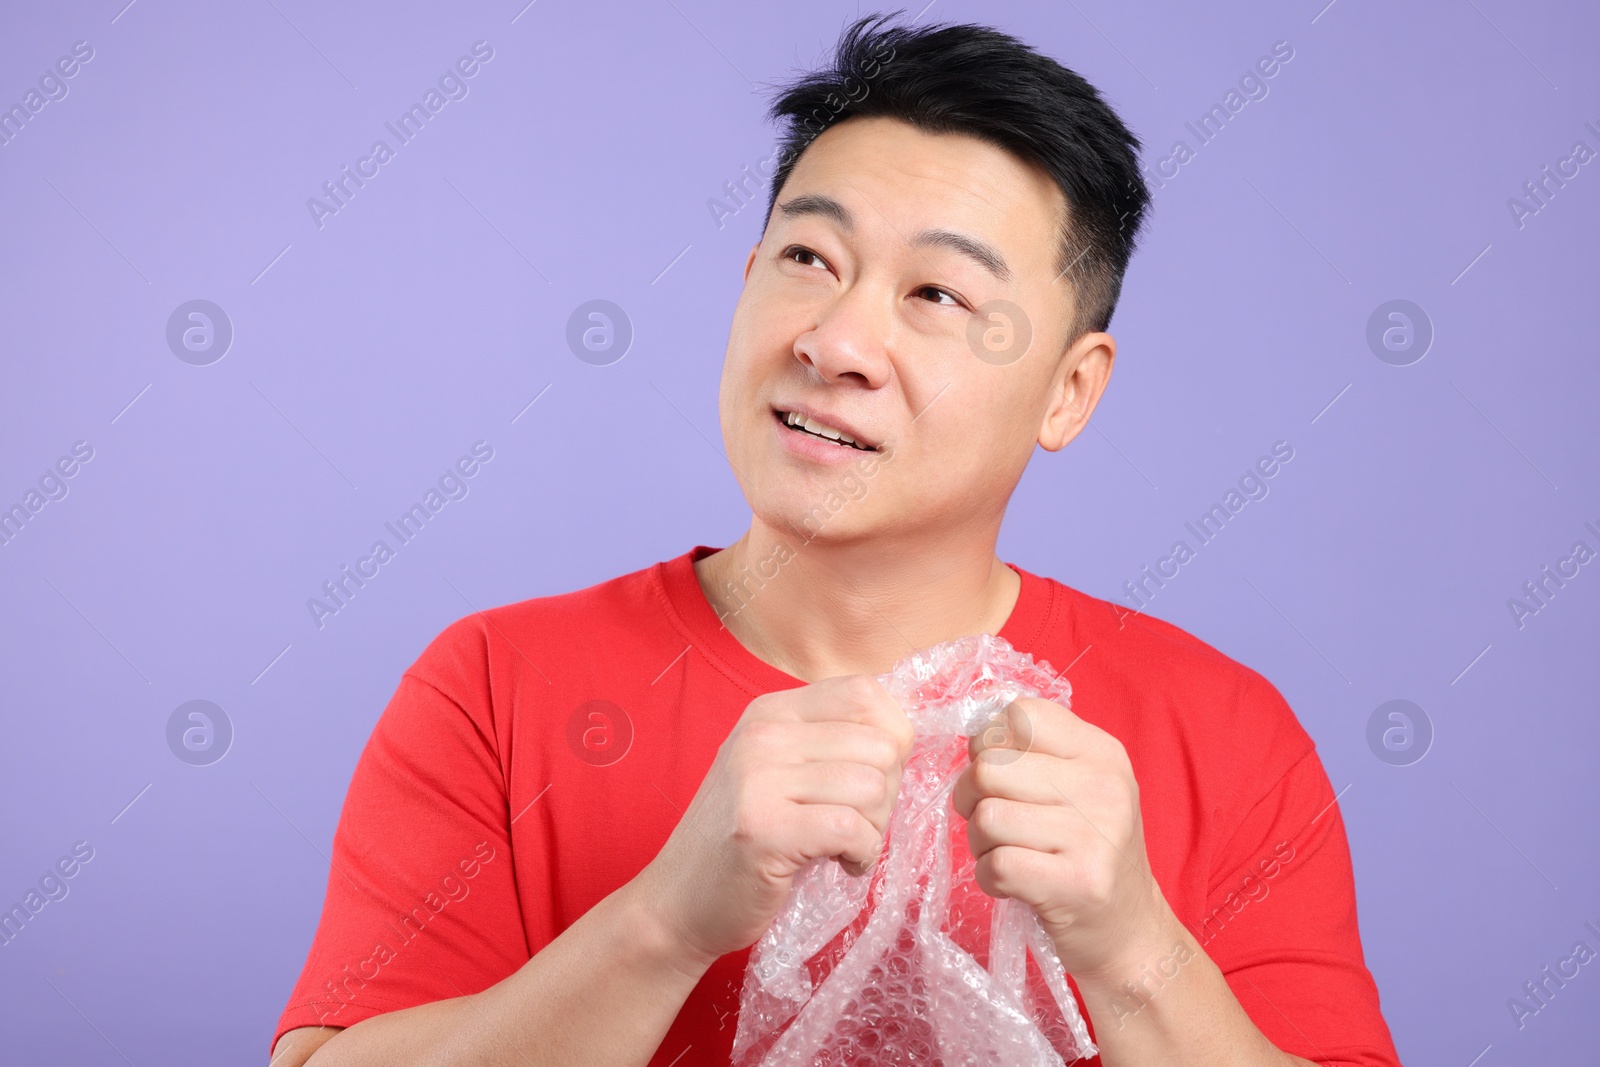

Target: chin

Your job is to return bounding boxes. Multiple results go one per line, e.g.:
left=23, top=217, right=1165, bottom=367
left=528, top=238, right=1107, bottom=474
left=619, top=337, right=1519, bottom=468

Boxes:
left=751, top=480, right=887, bottom=548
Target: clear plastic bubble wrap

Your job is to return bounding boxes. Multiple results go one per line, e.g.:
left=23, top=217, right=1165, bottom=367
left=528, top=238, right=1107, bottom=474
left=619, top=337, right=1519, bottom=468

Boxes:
left=732, top=633, right=1099, bottom=1066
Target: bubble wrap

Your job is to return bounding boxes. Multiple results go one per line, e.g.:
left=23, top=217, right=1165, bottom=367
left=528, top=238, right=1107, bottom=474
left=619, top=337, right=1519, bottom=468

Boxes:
left=731, top=633, right=1099, bottom=1066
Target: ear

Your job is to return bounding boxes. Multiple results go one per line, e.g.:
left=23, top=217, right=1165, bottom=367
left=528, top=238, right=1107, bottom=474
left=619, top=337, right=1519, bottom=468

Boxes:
left=1038, top=331, right=1115, bottom=452
left=742, top=243, right=760, bottom=283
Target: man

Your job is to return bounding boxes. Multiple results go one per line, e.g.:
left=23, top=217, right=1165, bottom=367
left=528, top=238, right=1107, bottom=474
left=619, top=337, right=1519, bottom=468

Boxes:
left=271, top=14, right=1401, bottom=1066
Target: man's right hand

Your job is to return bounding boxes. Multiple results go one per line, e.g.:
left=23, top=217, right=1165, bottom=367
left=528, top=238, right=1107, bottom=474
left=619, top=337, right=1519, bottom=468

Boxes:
left=633, top=674, right=916, bottom=968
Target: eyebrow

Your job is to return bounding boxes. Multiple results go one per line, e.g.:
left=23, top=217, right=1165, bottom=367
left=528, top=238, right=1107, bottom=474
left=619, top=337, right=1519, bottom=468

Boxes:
left=776, top=193, right=1013, bottom=284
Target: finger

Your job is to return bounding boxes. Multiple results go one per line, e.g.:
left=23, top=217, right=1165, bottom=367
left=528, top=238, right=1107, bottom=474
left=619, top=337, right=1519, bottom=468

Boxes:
left=952, top=763, right=979, bottom=820
left=957, top=748, right=1076, bottom=810
left=739, top=719, right=905, bottom=772
left=791, top=677, right=915, bottom=756
left=768, top=762, right=898, bottom=834
left=969, top=698, right=1096, bottom=763
left=786, top=802, right=883, bottom=872
left=964, top=795, right=1075, bottom=860
left=786, top=675, right=891, bottom=722
left=973, top=844, right=1065, bottom=905
left=838, top=856, right=875, bottom=877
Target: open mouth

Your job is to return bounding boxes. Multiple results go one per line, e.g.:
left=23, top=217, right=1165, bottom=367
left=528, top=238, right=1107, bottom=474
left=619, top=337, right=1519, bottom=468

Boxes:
left=774, top=409, right=876, bottom=451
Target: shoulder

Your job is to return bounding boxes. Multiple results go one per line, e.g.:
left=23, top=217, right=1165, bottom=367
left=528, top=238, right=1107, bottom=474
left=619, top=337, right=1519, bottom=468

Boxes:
left=1027, top=572, right=1315, bottom=784
left=404, top=558, right=667, bottom=705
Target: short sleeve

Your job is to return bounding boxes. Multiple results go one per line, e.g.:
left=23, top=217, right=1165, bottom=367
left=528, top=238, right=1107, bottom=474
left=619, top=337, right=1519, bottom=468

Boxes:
left=270, top=656, right=530, bottom=1054
left=1196, top=743, right=1402, bottom=1067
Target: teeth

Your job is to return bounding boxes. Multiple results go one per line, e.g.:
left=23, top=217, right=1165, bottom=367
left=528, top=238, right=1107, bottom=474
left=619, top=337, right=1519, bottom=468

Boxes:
left=783, top=410, right=866, bottom=449
left=803, top=416, right=841, bottom=441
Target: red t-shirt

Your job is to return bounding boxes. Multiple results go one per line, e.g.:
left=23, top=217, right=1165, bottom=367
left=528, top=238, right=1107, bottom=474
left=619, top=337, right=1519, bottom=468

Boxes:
left=273, top=547, right=1401, bottom=1065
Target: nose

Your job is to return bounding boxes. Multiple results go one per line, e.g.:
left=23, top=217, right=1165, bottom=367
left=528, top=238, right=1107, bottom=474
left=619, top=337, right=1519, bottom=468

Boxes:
left=793, top=287, right=893, bottom=389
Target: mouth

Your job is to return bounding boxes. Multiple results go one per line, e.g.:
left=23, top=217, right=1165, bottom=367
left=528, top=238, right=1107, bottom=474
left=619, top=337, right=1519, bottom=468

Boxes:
left=773, top=408, right=878, bottom=452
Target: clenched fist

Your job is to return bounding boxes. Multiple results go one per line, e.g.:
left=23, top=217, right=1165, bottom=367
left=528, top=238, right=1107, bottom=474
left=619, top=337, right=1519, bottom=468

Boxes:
left=636, top=675, right=916, bottom=967
left=953, top=697, right=1176, bottom=982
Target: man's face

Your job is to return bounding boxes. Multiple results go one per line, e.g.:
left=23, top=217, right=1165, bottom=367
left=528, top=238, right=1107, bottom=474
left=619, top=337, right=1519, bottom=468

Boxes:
left=717, top=115, right=1109, bottom=547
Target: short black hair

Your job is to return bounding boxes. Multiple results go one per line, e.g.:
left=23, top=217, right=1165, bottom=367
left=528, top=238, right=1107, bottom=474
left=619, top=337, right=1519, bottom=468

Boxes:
left=760, top=11, right=1150, bottom=344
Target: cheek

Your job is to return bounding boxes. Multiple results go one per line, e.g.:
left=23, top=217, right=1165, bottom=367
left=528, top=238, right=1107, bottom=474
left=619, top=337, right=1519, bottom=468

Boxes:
left=719, top=323, right=771, bottom=421
left=917, top=378, right=1031, bottom=475
left=726, top=294, right=799, bottom=383
left=934, top=375, right=1030, bottom=460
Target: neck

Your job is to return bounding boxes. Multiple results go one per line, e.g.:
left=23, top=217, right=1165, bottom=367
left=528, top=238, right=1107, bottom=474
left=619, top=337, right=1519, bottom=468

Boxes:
left=693, top=517, right=1022, bottom=682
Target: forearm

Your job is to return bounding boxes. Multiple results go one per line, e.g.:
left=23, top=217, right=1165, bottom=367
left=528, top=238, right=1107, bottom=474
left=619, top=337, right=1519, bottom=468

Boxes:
left=306, top=879, right=709, bottom=1067
left=1072, top=910, right=1315, bottom=1067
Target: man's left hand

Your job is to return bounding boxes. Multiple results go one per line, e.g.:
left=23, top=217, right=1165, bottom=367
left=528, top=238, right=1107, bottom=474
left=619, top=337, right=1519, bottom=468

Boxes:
left=951, top=696, right=1180, bottom=982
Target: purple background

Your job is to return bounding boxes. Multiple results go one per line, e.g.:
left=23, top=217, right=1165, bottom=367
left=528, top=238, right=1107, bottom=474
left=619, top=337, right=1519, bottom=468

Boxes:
left=2, top=0, right=1596, bottom=1062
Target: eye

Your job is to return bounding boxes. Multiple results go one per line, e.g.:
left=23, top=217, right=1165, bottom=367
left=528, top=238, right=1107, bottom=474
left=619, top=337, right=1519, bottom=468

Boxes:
left=915, top=285, right=963, bottom=308
left=782, top=245, right=829, bottom=270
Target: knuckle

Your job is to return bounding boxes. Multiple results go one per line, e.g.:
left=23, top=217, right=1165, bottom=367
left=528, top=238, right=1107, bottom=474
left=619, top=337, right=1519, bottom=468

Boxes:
left=972, top=796, right=1004, bottom=834
left=738, top=719, right=783, bottom=753
left=851, top=764, right=889, bottom=806
left=825, top=806, right=860, bottom=841
left=865, top=731, right=900, bottom=770
left=743, top=693, right=777, bottom=720
left=1068, top=857, right=1120, bottom=908
left=1080, top=863, right=1116, bottom=907
left=861, top=766, right=891, bottom=806
left=985, top=846, right=1017, bottom=887
left=1088, top=771, right=1136, bottom=821
left=839, top=674, right=882, bottom=705
left=970, top=754, right=1003, bottom=791
left=974, top=856, right=1000, bottom=896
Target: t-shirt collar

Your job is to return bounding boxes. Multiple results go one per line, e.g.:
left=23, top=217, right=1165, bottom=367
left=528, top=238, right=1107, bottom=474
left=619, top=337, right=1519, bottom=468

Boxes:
left=654, top=544, right=1052, bottom=695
